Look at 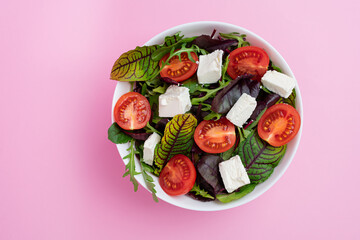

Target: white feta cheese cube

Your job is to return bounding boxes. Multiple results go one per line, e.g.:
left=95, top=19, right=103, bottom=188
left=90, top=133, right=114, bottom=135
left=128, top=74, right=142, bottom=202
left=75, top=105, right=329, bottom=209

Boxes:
left=158, top=85, right=192, bottom=117
left=197, top=50, right=223, bottom=84
left=226, top=93, right=257, bottom=128
left=143, top=132, right=161, bottom=166
left=219, top=155, right=250, bottom=193
left=261, top=70, right=296, bottom=98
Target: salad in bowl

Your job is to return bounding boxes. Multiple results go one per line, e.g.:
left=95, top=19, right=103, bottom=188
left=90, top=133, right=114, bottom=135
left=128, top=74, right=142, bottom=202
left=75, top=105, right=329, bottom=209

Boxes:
left=108, top=22, right=302, bottom=211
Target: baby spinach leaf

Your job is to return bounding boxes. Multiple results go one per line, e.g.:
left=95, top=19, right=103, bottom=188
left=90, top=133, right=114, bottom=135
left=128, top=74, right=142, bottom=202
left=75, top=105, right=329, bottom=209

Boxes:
left=110, top=45, right=160, bottom=81
left=216, top=184, right=256, bottom=203
left=235, top=131, right=287, bottom=183
left=153, top=114, right=197, bottom=175
left=108, top=123, right=132, bottom=144
left=211, top=74, right=260, bottom=114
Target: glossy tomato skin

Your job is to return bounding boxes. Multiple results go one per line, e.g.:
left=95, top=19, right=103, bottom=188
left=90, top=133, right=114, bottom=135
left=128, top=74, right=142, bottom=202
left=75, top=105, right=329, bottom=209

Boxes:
left=227, top=46, right=270, bottom=81
left=113, top=92, right=151, bottom=130
left=194, top=118, right=236, bottom=154
left=258, top=103, right=301, bottom=147
left=159, top=51, right=198, bottom=82
left=159, top=154, right=196, bottom=196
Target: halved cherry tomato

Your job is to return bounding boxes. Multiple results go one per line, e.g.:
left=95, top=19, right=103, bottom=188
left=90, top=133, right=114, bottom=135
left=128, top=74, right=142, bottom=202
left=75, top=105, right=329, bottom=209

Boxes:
left=113, top=92, right=151, bottom=130
left=159, top=154, right=196, bottom=196
left=194, top=118, right=236, bottom=154
left=258, top=103, right=301, bottom=147
left=159, top=51, right=198, bottom=82
left=227, top=46, right=270, bottom=81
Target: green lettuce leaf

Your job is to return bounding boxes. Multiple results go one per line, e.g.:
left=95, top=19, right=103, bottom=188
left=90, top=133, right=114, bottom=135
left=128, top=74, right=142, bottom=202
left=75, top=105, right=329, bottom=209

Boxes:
left=110, top=45, right=160, bottom=81
left=235, top=131, right=287, bottom=184
left=216, top=184, right=256, bottom=203
left=153, top=114, right=197, bottom=175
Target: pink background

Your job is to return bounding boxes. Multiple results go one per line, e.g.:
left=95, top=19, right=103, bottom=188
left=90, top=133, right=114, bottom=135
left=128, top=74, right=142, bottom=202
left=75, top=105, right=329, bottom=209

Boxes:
left=1, top=0, right=360, bottom=239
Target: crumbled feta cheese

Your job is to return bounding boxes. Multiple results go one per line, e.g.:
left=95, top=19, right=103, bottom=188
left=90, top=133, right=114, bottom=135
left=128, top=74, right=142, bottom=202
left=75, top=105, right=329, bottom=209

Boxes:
left=226, top=93, right=257, bottom=128
left=261, top=70, right=296, bottom=98
left=219, top=155, right=250, bottom=193
left=143, top=132, right=161, bottom=166
left=158, top=85, right=192, bottom=117
left=197, top=50, right=223, bottom=84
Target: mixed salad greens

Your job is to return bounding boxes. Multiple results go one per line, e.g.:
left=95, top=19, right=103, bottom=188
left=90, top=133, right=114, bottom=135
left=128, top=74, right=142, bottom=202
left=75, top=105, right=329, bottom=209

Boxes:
left=108, top=30, right=300, bottom=203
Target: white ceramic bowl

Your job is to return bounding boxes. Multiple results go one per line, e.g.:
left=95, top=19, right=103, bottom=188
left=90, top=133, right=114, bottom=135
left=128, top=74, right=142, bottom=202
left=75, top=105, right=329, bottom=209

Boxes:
left=111, top=21, right=303, bottom=211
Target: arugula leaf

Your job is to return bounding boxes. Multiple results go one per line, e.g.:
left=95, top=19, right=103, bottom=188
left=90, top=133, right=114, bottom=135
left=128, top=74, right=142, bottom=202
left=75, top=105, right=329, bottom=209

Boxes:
left=110, top=45, right=160, bottom=81
left=123, top=139, right=141, bottom=191
left=189, top=183, right=214, bottom=200
left=216, top=184, right=256, bottom=203
left=136, top=144, right=158, bottom=202
left=153, top=114, right=197, bottom=175
left=151, top=36, right=198, bottom=61
left=234, top=131, right=287, bottom=183
left=191, top=76, right=232, bottom=106
left=108, top=122, right=132, bottom=144
left=203, top=111, right=222, bottom=121
left=219, top=32, right=250, bottom=48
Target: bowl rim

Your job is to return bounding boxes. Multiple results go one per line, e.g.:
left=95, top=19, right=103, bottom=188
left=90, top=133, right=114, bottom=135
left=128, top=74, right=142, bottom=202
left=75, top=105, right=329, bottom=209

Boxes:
left=112, top=21, right=303, bottom=211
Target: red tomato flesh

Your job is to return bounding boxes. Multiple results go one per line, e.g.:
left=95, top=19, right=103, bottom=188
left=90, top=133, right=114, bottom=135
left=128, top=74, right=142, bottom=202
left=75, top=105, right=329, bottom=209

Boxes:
left=257, top=103, right=301, bottom=146
left=113, top=92, right=151, bottom=130
left=227, top=46, right=270, bottom=81
left=160, top=51, right=198, bottom=82
left=159, top=154, right=196, bottom=196
left=194, top=118, right=236, bottom=154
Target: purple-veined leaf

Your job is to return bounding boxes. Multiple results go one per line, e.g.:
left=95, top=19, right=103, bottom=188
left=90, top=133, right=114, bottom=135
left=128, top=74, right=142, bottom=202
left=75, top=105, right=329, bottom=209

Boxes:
left=153, top=114, right=197, bottom=175
left=110, top=45, right=160, bottom=81
left=236, top=131, right=287, bottom=183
